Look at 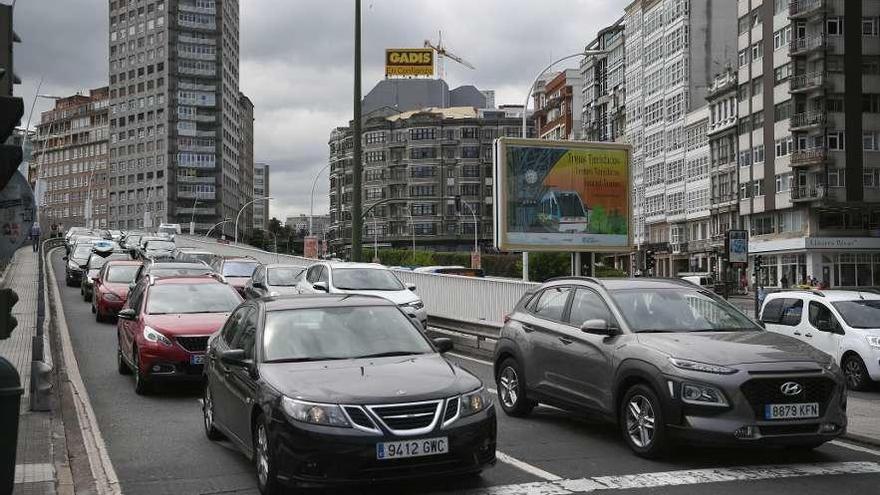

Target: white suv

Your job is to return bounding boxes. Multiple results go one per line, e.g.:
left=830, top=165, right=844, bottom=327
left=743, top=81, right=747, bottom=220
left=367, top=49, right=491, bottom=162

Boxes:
left=760, top=290, right=880, bottom=390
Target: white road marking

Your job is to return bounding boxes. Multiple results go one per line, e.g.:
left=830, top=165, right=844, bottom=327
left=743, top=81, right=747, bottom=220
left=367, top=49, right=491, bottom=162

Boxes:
left=452, top=461, right=880, bottom=495
left=447, top=352, right=493, bottom=367
left=495, top=451, right=562, bottom=481
left=831, top=440, right=880, bottom=457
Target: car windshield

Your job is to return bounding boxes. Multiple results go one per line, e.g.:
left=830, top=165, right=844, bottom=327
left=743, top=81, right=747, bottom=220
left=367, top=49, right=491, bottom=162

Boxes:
left=223, top=261, right=257, bottom=277
left=125, top=236, right=142, bottom=246
left=89, top=253, right=129, bottom=269
left=145, top=241, right=175, bottom=251
left=262, top=306, right=432, bottom=362
left=185, top=253, right=214, bottom=264
left=332, top=268, right=404, bottom=291
left=609, top=289, right=759, bottom=333
left=158, top=227, right=177, bottom=235
left=832, top=300, right=880, bottom=329
left=151, top=267, right=212, bottom=278
left=146, top=283, right=241, bottom=315
left=268, top=267, right=304, bottom=286
left=106, top=265, right=139, bottom=283
left=73, top=246, right=93, bottom=260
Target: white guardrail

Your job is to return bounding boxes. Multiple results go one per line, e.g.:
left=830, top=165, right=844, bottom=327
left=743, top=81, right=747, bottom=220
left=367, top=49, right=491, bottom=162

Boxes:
left=176, top=236, right=539, bottom=326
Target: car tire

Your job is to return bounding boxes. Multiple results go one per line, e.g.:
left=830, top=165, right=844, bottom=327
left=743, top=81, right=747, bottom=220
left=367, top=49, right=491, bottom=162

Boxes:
left=496, top=358, right=536, bottom=417
left=843, top=354, right=872, bottom=391
left=254, top=414, right=282, bottom=495
left=620, top=384, right=668, bottom=459
left=66, top=276, right=76, bottom=287
left=203, top=383, right=224, bottom=441
left=133, top=347, right=151, bottom=395
left=117, top=336, right=131, bottom=375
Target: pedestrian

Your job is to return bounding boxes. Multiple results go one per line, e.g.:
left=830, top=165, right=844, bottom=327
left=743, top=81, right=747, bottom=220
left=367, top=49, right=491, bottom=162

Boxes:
left=780, top=275, right=788, bottom=288
left=30, top=223, right=42, bottom=252
left=757, top=285, right=767, bottom=307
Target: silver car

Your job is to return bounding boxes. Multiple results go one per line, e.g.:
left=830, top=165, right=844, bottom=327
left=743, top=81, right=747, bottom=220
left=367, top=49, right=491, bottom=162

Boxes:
left=243, top=263, right=306, bottom=299
left=494, top=277, right=847, bottom=458
left=295, top=262, right=428, bottom=328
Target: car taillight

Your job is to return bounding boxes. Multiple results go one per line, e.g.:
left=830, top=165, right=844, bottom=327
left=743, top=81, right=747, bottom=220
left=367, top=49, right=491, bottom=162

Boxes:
left=503, top=314, right=511, bottom=324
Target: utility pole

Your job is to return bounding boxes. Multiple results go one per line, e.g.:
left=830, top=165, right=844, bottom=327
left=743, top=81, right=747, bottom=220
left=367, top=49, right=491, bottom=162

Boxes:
left=350, top=0, right=363, bottom=261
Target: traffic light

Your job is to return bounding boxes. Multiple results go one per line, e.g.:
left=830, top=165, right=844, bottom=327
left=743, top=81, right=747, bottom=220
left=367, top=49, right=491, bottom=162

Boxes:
left=755, top=255, right=764, bottom=272
left=0, top=287, right=18, bottom=340
left=645, top=250, right=656, bottom=273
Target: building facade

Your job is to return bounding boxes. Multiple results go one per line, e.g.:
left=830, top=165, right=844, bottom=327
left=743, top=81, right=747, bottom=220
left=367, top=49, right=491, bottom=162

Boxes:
left=33, top=88, right=111, bottom=229
left=624, top=0, right=738, bottom=276
left=328, top=106, right=530, bottom=253
left=253, top=161, right=269, bottom=231
left=239, top=92, right=254, bottom=237
left=286, top=213, right=330, bottom=237
left=532, top=69, right=584, bottom=140
left=581, top=18, right=627, bottom=143
left=107, top=0, right=242, bottom=232
left=737, top=0, right=880, bottom=288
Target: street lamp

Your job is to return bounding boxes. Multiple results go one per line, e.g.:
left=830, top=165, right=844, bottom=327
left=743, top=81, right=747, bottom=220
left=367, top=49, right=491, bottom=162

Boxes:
left=518, top=49, right=608, bottom=280
left=309, top=162, right=331, bottom=236
left=461, top=200, right=479, bottom=255
left=234, top=196, right=273, bottom=245
left=204, top=218, right=232, bottom=238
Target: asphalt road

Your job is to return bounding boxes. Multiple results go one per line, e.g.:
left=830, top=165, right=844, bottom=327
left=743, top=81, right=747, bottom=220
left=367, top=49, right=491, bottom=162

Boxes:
left=51, top=251, right=880, bottom=495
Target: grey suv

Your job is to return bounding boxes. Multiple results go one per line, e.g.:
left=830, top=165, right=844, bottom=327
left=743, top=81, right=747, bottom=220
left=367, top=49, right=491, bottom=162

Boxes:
left=494, top=277, right=847, bottom=458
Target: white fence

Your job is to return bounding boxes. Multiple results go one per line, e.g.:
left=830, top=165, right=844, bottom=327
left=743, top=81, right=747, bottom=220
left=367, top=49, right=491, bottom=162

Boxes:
left=177, top=236, right=539, bottom=325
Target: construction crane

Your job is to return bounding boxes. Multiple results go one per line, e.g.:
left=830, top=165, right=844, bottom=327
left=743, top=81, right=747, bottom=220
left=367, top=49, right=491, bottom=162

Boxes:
left=424, top=31, right=475, bottom=81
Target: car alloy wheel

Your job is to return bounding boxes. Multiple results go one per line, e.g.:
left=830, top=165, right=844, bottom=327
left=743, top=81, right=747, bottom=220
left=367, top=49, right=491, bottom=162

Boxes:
left=843, top=354, right=871, bottom=391
left=203, top=384, right=224, bottom=440
left=496, top=358, right=535, bottom=417
left=133, top=348, right=150, bottom=395
left=625, top=395, right=656, bottom=449
left=499, top=367, right=519, bottom=409
left=253, top=415, right=280, bottom=494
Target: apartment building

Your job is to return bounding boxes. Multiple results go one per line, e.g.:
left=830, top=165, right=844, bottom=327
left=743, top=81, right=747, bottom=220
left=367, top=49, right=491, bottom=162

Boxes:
left=33, top=88, right=110, bottom=229
left=532, top=69, right=584, bottom=140
left=624, top=0, right=737, bottom=276
left=581, top=18, right=626, bottom=143
left=239, top=92, right=254, bottom=236
left=107, top=0, right=242, bottom=232
left=706, top=68, right=741, bottom=265
left=253, top=161, right=269, bottom=232
left=328, top=106, right=530, bottom=253
left=738, top=0, right=880, bottom=288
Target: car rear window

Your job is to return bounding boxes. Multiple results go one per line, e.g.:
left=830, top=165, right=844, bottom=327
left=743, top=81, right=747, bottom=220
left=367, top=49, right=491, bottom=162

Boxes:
left=268, top=267, right=304, bottom=286
left=107, top=265, right=139, bottom=283
left=223, top=261, right=258, bottom=277
left=146, top=283, right=241, bottom=314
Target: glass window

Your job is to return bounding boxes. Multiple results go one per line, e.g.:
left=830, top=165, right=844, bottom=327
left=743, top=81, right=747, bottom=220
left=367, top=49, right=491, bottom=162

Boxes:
left=609, top=289, right=759, bottom=332
left=568, top=289, right=613, bottom=326
left=222, top=306, right=250, bottom=346
left=779, top=299, right=804, bottom=326
left=832, top=300, right=880, bottom=329
left=146, top=283, right=241, bottom=314
left=237, top=311, right=258, bottom=359
left=808, top=301, right=838, bottom=331
left=531, top=287, right=571, bottom=321
left=268, top=267, right=305, bottom=286
left=262, top=307, right=433, bottom=362
left=761, top=298, right=786, bottom=324
left=222, top=261, right=258, bottom=277
left=106, top=265, right=139, bottom=283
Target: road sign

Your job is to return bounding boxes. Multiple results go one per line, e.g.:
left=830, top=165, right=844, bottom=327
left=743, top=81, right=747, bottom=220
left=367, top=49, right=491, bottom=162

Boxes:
left=0, top=170, right=34, bottom=261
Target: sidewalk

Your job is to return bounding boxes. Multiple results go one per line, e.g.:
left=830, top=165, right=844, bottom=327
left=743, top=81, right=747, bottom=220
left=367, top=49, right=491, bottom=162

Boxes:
left=0, top=247, right=56, bottom=495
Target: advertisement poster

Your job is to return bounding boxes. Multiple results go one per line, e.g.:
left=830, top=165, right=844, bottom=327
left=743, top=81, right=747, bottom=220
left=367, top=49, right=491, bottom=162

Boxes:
left=493, top=138, right=632, bottom=252
left=727, top=230, right=749, bottom=265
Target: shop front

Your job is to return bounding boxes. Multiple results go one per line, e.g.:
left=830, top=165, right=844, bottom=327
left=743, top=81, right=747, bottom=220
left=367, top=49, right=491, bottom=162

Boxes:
left=750, top=237, right=880, bottom=289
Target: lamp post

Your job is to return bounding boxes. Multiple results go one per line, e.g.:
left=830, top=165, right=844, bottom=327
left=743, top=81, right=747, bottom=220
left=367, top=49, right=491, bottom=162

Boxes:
left=309, top=162, right=331, bottom=236
left=461, top=200, right=479, bottom=255
left=350, top=0, right=364, bottom=262
left=204, top=218, right=232, bottom=239
left=519, top=49, right=608, bottom=281
left=234, top=196, right=273, bottom=244
left=189, top=196, right=199, bottom=235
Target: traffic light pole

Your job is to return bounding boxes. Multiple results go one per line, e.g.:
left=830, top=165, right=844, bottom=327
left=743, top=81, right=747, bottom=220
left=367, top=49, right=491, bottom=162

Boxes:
left=349, top=0, right=363, bottom=261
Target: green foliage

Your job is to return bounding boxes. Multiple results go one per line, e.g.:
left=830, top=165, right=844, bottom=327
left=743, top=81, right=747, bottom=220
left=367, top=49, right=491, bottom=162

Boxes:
left=595, top=265, right=628, bottom=277
left=268, top=217, right=282, bottom=234
left=528, top=252, right=570, bottom=282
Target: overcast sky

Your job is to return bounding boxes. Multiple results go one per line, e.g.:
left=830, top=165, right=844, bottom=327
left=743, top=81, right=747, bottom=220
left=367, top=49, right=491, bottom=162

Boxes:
left=12, top=0, right=620, bottom=222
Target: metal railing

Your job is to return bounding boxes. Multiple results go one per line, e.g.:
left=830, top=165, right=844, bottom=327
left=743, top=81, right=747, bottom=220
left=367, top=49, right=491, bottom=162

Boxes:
left=789, top=72, right=826, bottom=92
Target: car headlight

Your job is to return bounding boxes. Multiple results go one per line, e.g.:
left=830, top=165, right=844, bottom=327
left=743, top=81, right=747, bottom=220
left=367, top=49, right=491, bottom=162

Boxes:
left=459, top=387, right=493, bottom=417
left=866, top=336, right=880, bottom=350
left=680, top=382, right=729, bottom=407
left=281, top=397, right=351, bottom=428
left=103, top=293, right=120, bottom=302
left=405, top=300, right=425, bottom=310
left=669, top=357, right=737, bottom=375
left=269, top=291, right=280, bottom=297
left=143, top=326, right=172, bottom=346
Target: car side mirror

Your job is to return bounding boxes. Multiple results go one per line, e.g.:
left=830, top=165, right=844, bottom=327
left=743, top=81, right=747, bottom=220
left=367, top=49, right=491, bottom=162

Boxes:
left=117, top=308, right=136, bottom=320
left=407, top=284, right=417, bottom=291
left=433, top=337, right=453, bottom=353
left=220, top=349, right=249, bottom=367
left=313, top=282, right=329, bottom=292
left=580, top=318, right=617, bottom=336
left=253, top=282, right=265, bottom=290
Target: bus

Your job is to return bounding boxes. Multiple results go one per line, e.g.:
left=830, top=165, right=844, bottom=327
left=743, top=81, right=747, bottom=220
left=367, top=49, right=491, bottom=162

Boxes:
left=537, top=190, right=589, bottom=233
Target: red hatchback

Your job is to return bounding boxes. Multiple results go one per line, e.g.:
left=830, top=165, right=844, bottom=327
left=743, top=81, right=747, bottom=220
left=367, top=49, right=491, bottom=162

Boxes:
left=93, top=260, right=142, bottom=322
left=116, top=275, right=242, bottom=394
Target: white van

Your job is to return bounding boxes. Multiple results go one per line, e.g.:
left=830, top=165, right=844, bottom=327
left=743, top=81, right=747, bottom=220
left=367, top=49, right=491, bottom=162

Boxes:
left=157, top=223, right=181, bottom=238
left=760, top=290, right=880, bottom=391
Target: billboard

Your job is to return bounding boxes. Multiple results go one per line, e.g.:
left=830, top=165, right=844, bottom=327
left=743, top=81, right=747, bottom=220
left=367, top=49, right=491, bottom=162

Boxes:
left=385, top=48, right=434, bottom=77
left=727, top=230, right=749, bottom=265
left=493, top=138, right=632, bottom=252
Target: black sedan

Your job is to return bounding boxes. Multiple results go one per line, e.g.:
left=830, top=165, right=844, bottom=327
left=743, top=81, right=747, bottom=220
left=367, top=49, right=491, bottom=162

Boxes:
left=203, top=294, right=496, bottom=494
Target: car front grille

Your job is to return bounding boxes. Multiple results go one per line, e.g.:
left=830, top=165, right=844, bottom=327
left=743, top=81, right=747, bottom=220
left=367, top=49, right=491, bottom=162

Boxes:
left=740, top=377, right=836, bottom=419
left=175, top=336, right=209, bottom=353
left=344, top=406, right=378, bottom=431
left=444, top=397, right=460, bottom=423
left=368, top=401, right=442, bottom=434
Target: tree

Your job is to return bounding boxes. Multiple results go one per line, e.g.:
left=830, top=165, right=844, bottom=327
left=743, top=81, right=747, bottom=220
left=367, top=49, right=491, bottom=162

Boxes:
left=268, top=217, right=282, bottom=234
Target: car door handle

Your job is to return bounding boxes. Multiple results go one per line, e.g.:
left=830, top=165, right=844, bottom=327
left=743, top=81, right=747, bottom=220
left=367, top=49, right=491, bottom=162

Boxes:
left=805, top=333, right=813, bottom=338
left=559, top=337, right=573, bottom=345
left=522, top=324, right=535, bottom=333
left=793, top=331, right=802, bottom=336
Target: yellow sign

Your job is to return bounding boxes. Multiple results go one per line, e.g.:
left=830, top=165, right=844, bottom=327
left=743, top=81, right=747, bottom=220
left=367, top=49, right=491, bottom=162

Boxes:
left=386, top=48, right=434, bottom=77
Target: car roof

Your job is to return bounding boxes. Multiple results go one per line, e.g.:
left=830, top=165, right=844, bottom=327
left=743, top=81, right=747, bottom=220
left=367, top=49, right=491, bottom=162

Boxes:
left=221, top=257, right=257, bottom=263
left=152, top=276, right=225, bottom=286
left=104, top=260, right=142, bottom=267
left=543, top=277, right=696, bottom=291
left=767, top=290, right=880, bottom=302
left=177, top=247, right=212, bottom=253
left=261, top=294, right=396, bottom=311
left=146, top=261, right=209, bottom=269
left=264, top=263, right=306, bottom=269
left=325, top=262, right=386, bottom=269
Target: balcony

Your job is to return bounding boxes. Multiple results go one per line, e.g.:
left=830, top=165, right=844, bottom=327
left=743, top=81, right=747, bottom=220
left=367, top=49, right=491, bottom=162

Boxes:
left=791, top=185, right=844, bottom=203
left=789, top=0, right=826, bottom=19
left=178, top=191, right=216, bottom=200
left=179, top=2, right=216, bottom=14
left=176, top=175, right=216, bottom=184
left=790, top=111, right=826, bottom=130
left=790, top=147, right=828, bottom=167
left=177, top=207, right=217, bottom=216
left=789, top=71, right=826, bottom=93
left=790, top=35, right=831, bottom=55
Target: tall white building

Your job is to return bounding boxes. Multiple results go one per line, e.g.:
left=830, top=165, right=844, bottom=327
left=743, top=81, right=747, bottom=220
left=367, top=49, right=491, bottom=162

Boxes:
left=253, top=161, right=269, bottom=231
left=107, top=0, right=242, bottom=232
left=624, top=0, right=738, bottom=276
